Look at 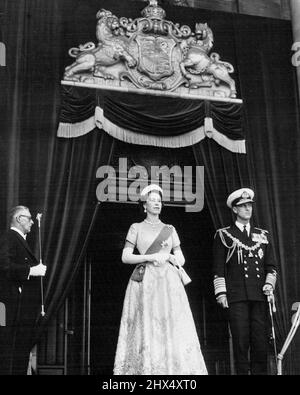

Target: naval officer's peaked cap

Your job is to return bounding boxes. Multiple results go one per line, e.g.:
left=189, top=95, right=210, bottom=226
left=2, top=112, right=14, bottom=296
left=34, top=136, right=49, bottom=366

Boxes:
left=226, top=188, right=254, bottom=208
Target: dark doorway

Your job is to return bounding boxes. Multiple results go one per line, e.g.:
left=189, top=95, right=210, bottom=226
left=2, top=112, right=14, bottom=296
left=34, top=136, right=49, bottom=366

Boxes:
left=87, top=200, right=230, bottom=375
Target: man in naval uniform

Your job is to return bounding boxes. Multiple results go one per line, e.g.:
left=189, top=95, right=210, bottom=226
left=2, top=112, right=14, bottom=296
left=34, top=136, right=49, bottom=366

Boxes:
left=212, top=188, right=277, bottom=375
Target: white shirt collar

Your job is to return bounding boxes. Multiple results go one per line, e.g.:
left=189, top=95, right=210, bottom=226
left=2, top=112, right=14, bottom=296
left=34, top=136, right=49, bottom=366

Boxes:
left=10, top=226, right=27, bottom=240
left=235, top=221, right=250, bottom=236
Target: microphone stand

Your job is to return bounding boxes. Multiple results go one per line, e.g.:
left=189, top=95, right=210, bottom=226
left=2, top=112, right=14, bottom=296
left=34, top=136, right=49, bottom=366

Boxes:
left=36, top=213, right=45, bottom=317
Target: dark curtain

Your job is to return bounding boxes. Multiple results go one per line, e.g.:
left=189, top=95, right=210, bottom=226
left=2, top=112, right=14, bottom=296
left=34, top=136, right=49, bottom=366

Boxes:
left=37, top=131, right=115, bottom=333
left=234, top=14, right=300, bottom=373
left=192, top=139, right=251, bottom=227
left=1, top=0, right=300, bottom=374
left=191, top=13, right=300, bottom=373
left=0, top=0, right=117, bottom=335
left=60, top=87, right=244, bottom=139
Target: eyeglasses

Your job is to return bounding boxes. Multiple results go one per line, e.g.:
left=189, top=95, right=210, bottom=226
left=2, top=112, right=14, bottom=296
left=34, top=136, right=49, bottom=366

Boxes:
left=19, top=215, right=33, bottom=221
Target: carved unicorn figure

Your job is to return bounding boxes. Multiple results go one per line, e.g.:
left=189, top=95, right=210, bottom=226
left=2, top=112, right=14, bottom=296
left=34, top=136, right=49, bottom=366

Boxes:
left=180, top=23, right=237, bottom=97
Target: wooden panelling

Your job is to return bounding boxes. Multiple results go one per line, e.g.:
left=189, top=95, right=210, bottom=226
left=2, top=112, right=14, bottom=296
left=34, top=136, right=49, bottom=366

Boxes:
left=37, top=304, right=65, bottom=368
left=192, top=0, right=291, bottom=19
left=280, top=0, right=292, bottom=20
left=189, top=0, right=237, bottom=13
left=132, top=0, right=291, bottom=20
left=238, top=0, right=281, bottom=19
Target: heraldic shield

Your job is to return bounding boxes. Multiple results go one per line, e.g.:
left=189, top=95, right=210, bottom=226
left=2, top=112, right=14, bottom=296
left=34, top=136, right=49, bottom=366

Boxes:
left=135, top=35, right=176, bottom=81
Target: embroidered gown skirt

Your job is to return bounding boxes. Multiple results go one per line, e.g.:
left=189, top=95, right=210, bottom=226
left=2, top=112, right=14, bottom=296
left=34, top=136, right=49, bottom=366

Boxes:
left=113, top=222, right=207, bottom=375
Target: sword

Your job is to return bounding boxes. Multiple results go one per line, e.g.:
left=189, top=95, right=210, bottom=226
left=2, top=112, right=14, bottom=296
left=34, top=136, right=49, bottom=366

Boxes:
left=267, top=291, right=277, bottom=373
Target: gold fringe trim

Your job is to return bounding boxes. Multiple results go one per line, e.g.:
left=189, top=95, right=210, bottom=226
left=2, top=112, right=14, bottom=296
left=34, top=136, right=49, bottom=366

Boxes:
left=57, top=116, right=96, bottom=138
left=94, top=106, right=206, bottom=148
left=56, top=109, right=246, bottom=153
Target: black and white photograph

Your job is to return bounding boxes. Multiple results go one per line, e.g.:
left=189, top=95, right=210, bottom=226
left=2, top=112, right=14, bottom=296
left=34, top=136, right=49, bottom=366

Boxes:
left=0, top=0, right=300, bottom=381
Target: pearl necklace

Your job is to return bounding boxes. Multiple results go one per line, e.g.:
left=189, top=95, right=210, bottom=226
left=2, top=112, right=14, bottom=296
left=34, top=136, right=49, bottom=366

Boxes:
left=144, top=219, right=161, bottom=227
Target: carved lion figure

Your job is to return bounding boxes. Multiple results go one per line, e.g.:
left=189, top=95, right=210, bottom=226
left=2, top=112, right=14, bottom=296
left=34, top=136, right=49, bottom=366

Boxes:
left=64, top=9, right=136, bottom=80
left=180, top=23, right=237, bottom=97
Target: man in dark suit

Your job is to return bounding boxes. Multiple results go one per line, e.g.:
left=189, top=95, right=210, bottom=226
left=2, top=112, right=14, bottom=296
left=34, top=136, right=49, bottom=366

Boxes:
left=0, top=206, right=47, bottom=375
left=212, top=188, right=277, bottom=375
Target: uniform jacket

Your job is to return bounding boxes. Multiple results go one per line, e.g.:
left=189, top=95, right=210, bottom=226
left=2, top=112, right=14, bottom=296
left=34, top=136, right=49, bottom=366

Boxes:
left=0, top=229, right=40, bottom=326
left=213, top=224, right=277, bottom=303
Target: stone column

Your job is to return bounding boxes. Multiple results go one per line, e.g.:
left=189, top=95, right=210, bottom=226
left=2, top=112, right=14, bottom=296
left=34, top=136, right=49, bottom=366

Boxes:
left=290, top=0, right=300, bottom=101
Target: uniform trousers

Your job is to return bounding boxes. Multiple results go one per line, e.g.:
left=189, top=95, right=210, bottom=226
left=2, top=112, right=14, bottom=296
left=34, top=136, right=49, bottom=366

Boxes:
left=228, top=300, right=268, bottom=375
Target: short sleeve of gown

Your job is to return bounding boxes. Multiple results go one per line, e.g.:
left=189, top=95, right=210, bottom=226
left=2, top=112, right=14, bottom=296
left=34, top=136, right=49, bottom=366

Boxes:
left=125, top=223, right=138, bottom=246
left=171, top=226, right=181, bottom=249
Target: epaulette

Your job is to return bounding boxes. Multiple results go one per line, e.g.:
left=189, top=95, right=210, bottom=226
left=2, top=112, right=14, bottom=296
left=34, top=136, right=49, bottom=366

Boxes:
left=217, top=226, right=230, bottom=232
left=214, top=226, right=230, bottom=238
left=254, top=227, right=269, bottom=233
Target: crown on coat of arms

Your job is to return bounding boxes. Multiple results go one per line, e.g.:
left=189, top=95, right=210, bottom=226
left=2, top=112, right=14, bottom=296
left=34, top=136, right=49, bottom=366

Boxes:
left=141, top=0, right=166, bottom=20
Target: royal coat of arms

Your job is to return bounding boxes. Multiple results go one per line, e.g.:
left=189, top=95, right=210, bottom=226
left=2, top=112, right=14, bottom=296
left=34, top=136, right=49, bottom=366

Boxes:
left=63, top=0, right=238, bottom=100
left=136, top=35, right=175, bottom=81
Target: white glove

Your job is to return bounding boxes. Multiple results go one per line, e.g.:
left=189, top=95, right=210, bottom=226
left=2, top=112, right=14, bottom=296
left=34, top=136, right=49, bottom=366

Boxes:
left=150, top=253, right=169, bottom=266
left=262, top=283, right=273, bottom=296
left=216, top=294, right=228, bottom=309
left=29, top=263, right=47, bottom=277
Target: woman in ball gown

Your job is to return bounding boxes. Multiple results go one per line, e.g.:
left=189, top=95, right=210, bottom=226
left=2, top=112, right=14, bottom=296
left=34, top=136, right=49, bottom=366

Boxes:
left=113, top=184, right=208, bottom=375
